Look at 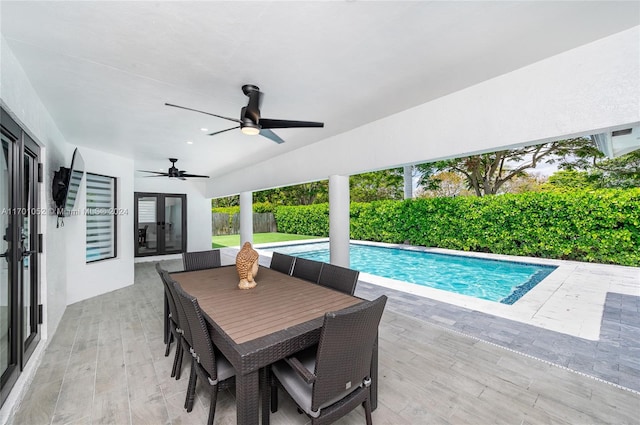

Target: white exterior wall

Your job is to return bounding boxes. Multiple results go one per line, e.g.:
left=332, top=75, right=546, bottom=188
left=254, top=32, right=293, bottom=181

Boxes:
left=0, top=36, right=137, bottom=422
left=64, top=147, right=135, bottom=305
left=206, top=27, right=640, bottom=197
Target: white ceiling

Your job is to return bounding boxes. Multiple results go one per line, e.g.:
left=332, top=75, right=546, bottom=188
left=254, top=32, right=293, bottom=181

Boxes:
left=2, top=1, right=638, bottom=179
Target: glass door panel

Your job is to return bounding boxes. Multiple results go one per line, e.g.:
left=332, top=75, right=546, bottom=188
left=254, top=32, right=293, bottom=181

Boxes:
left=0, top=138, right=11, bottom=380
left=137, top=196, right=158, bottom=256
left=21, top=148, right=38, bottom=349
left=164, top=196, right=183, bottom=253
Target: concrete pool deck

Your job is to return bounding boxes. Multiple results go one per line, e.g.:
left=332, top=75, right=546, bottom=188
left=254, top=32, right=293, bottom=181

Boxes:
left=254, top=239, right=639, bottom=341
left=247, top=240, right=640, bottom=393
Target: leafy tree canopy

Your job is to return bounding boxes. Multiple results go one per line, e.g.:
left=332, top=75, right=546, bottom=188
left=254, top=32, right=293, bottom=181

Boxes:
left=212, top=168, right=404, bottom=208
left=582, top=150, right=640, bottom=189
left=545, top=170, right=594, bottom=190
left=349, top=168, right=404, bottom=202
left=415, top=137, right=603, bottom=196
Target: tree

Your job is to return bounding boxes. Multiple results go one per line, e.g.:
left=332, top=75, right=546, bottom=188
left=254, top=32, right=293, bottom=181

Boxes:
left=499, top=173, right=546, bottom=194
left=212, top=168, right=404, bottom=208
left=254, top=181, right=329, bottom=205
left=211, top=195, right=239, bottom=208
left=350, top=168, right=404, bottom=202
left=545, top=170, right=593, bottom=190
left=584, top=150, right=640, bottom=188
left=415, top=138, right=600, bottom=196
left=416, top=171, right=472, bottom=198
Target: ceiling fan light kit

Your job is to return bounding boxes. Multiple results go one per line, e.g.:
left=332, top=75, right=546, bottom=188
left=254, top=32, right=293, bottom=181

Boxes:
left=240, top=122, right=260, bottom=136
left=165, top=84, right=324, bottom=144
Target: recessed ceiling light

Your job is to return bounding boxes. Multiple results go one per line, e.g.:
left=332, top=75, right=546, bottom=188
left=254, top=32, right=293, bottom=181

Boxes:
left=200, top=128, right=208, bottom=132
left=186, top=140, right=194, bottom=145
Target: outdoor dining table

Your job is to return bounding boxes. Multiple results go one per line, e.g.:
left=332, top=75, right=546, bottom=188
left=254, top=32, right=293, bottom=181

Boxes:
left=169, top=265, right=378, bottom=425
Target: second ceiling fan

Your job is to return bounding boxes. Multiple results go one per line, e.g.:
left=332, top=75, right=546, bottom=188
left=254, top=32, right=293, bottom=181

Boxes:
left=166, top=84, right=324, bottom=144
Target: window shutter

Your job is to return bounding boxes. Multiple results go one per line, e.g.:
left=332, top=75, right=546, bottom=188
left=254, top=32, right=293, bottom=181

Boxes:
left=86, top=173, right=116, bottom=262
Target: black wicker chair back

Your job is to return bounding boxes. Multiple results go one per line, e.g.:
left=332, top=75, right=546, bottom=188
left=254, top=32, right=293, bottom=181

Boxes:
left=270, top=252, right=296, bottom=275
left=155, top=263, right=182, bottom=361
left=291, top=257, right=324, bottom=283
left=317, top=263, right=360, bottom=295
left=172, top=280, right=235, bottom=424
left=156, top=263, right=180, bottom=331
left=166, top=277, right=193, bottom=349
left=173, top=284, right=217, bottom=379
left=183, top=249, right=222, bottom=271
left=270, top=295, right=387, bottom=425
left=313, top=296, right=386, bottom=412
left=163, top=271, right=195, bottom=381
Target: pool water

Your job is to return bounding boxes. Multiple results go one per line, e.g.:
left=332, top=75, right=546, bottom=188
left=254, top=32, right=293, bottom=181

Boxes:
left=264, top=242, right=556, bottom=304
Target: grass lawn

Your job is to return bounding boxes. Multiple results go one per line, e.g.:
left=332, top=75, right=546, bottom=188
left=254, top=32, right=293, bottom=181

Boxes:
left=212, top=232, right=321, bottom=248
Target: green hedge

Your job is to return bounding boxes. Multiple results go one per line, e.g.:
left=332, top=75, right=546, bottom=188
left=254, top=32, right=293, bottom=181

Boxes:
left=273, top=189, right=640, bottom=266
left=274, top=204, right=330, bottom=237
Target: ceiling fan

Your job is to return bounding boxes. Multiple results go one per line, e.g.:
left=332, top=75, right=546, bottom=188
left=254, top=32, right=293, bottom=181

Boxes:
left=138, top=158, right=209, bottom=180
left=165, top=84, right=324, bottom=144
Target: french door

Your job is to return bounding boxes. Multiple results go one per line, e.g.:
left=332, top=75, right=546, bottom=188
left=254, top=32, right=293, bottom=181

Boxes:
left=1, top=109, right=41, bottom=407
left=134, top=193, right=186, bottom=257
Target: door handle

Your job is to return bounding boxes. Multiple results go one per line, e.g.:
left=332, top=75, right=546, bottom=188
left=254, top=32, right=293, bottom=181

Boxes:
left=21, top=250, right=36, bottom=258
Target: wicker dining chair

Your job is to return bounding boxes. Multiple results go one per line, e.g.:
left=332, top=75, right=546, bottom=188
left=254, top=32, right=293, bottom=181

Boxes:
left=291, top=257, right=324, bottom=283
left=182, top=249, right=222, bottom=271
left=268, top=295, right=387, bottom=425
left=172, top=281, right=236, bottom=425
left=317, top=263, right=360, bottom=295
left=155, top=264, right=185, bottom=375
left=270, top=252, right=296, bottom=275
left=164, top=274, right=196, bottom=383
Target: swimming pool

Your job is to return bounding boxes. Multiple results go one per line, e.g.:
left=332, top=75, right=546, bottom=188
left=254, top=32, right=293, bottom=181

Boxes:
left=262, top=242, right=557, bottom=304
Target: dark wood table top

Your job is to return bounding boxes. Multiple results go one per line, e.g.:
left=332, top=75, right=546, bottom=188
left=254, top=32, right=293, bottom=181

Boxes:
left=170, top=265, right=362, bottom=344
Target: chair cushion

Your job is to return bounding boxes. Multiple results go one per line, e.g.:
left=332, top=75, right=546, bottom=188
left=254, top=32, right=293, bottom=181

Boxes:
left=216, top=351, right=235, bottom=383
left=272, top=351, right=358, bottom=418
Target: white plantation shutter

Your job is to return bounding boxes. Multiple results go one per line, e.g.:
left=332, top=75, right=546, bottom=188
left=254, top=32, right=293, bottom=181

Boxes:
left=86, top=173, right=116, bottom=262
left=137, top=200, right=156, bottom=223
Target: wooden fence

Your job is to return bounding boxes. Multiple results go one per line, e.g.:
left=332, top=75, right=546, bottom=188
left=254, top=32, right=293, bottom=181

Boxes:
left=212, top=212, right=278, bottom=235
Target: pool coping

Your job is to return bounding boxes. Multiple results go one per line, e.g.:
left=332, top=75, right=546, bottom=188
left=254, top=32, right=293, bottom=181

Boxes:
left=254, top=239, right=640, bottom=341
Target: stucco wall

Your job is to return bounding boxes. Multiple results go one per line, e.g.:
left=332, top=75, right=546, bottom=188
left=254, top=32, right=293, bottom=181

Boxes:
left=64, top=147, right=135, bottom=305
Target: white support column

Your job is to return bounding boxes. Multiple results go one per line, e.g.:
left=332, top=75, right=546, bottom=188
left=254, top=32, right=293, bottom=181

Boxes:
left=403, top=165, right=413, bottom=199
left=329, top=175, right=350, bottom=267
left=239, top=191, right=253, bottom=246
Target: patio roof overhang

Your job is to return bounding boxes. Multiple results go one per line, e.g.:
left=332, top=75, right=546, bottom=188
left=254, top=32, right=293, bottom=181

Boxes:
left=205, top=26, right=640, bottom=198
left=1, top=1, right=638, bottom=199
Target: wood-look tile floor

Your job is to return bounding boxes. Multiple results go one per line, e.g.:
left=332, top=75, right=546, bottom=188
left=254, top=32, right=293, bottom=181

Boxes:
left=10, top=260, right=639, bottom=424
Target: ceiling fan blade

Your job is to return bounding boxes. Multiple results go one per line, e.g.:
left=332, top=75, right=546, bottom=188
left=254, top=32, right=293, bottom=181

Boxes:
left=208, top=126, right=240, bottom=136
left=144, top=175, right=170, bottom=177
left=180, top=173, right=210, bottom=178
left=165, top=103, right=242, bottom=124
left=178, top=176, right=187, bottom=181
left=259, top=118, right=324, bottom=129
left=138, top=170, right=169, bottom=175
left=259, top=129, right=285, bottom=144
